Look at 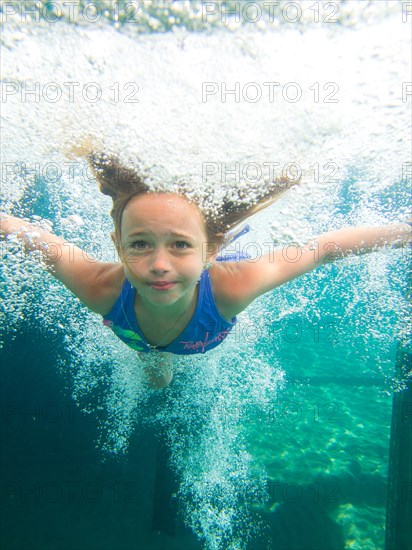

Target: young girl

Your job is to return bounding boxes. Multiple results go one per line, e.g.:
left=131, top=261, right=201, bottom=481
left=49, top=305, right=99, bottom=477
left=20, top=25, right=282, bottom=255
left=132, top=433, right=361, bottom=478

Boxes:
left=1, top=152, right=411, bottom=389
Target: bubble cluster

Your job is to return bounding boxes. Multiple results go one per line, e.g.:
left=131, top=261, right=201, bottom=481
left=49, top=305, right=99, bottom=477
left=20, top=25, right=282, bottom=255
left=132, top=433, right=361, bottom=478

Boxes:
left=1, top=3, right=411, bottom=547
left=1, top=1, right=403, bottom=33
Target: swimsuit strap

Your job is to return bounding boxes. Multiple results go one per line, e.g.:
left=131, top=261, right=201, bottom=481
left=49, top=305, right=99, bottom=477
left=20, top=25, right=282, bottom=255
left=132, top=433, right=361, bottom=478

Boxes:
left=225, top=223, right=252, bottom=244
left=216, top=223, right=252, bottom=262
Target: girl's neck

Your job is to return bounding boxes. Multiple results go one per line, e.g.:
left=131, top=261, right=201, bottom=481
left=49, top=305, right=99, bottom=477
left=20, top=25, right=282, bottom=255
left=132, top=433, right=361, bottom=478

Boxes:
left=135, top=283, right=198, bottom=324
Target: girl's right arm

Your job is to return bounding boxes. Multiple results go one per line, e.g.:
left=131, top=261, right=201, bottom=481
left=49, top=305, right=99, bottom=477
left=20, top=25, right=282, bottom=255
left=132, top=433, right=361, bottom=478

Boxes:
left=212, top=221, right=412, bottom=317
left=0, top=213, right=117, bottom=314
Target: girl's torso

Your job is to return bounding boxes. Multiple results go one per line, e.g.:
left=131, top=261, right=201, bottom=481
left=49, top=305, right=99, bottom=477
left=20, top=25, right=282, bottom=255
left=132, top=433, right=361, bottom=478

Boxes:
left=97, top=261, right=241, bottom=322
left=97, top=262, right=247, bottom=353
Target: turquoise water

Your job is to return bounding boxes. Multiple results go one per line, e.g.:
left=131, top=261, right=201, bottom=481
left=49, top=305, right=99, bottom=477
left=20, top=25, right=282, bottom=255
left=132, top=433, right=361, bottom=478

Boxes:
left=1, top=1, right=411, bottom=549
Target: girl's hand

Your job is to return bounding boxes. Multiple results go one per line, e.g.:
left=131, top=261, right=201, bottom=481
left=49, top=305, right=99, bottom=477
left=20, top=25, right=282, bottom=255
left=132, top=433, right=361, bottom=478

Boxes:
left=0, top=213, right=47, bottom=251
left=0, top=213, right=22, bottom=236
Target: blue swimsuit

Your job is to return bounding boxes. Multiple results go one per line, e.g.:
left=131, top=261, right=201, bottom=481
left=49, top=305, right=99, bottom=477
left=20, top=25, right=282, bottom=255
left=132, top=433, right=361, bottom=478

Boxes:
left=102, top=225, right=251, bottom=355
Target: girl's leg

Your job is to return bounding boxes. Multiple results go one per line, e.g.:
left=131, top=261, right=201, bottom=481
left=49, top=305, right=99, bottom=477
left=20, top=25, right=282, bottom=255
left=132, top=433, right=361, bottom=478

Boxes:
left=139, top=352, right=174, bottom=389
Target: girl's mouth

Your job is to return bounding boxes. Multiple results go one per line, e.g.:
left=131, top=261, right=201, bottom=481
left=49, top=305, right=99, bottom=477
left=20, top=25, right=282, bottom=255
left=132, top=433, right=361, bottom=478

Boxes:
left=149, top=282, right=176, bottom=291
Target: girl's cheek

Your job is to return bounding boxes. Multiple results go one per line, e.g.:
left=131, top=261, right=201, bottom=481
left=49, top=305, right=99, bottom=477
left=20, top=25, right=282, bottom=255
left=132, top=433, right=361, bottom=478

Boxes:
left=122, top=253, right=143, bottom=268
left=122, top=263, right=143, bottom=282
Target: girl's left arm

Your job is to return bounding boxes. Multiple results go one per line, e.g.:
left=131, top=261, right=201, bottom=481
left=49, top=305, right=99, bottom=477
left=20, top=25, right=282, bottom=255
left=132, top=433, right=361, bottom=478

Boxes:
left=219, top=221, right=412, bottom=308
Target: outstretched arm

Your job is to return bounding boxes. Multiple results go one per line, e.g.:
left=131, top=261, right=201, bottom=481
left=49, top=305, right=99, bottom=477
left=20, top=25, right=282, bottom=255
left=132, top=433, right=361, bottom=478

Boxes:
left=0, top=213, right=116, bottom=313
left=303, top=221, right=412, bottom=264
left=215, top=221, right=412, bottom=312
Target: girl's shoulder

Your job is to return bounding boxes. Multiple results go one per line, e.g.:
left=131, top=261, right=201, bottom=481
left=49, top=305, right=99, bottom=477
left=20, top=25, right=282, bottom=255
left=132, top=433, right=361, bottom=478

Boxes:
left=209, top=261, right=257, bottom=319
left=92, top=263, right=126, bottom=316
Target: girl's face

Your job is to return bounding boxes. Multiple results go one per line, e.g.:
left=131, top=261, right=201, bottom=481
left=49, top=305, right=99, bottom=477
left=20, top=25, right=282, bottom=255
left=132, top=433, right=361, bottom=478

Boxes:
left=115, top=193, right=213, bottom=309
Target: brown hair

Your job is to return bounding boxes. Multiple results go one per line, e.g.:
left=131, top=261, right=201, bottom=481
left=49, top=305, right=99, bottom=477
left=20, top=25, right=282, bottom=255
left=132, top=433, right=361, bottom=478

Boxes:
left=86, top=151, right=299, bottom=254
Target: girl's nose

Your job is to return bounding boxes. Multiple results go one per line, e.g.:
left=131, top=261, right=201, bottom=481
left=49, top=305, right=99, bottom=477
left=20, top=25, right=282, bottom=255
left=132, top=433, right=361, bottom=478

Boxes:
left=150, top=249, right=171, bottom=272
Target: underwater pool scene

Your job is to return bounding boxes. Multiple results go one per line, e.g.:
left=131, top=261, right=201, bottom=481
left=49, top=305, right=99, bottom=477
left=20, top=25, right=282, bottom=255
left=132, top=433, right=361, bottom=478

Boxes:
left=1, top=1, right=411, bottom=549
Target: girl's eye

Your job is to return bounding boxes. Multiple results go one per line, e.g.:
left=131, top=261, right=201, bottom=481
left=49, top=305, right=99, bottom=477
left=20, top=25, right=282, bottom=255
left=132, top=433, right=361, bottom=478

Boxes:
left=131, top=241, right=149, bottom=250
left=129, top=241, right=190, bottom=251
left=174, top=241, right=190, bottom=249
